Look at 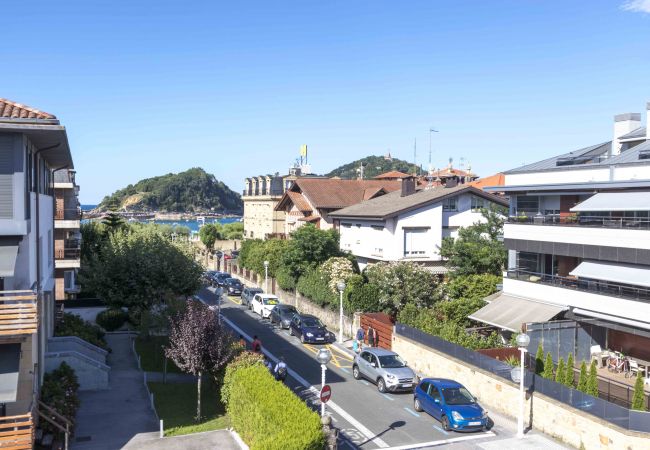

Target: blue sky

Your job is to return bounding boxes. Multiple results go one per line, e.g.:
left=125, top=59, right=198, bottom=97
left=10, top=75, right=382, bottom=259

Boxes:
left=2, top=1, right=650, bottom=203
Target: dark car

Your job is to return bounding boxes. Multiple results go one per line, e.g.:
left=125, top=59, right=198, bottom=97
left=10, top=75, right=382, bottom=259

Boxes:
left=224, top=278, right=243, bottom=296
left=213, top=272, right=231, bottom=288
left=241, top=287, right=263, bottom=309
left=289, top=314, right=334, bottom=344
left=203, top=271, right=216, bottom=284
left=413, top=378, right=489, bottom=432
left=208, top=271, right=227, bottom=287
left=270, top=304, right=298, bottom=329
left=231, top=250, right=240, bottom=259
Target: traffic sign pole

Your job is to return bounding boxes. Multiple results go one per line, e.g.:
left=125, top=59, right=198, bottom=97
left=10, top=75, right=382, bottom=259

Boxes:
left=320, top=364, right=327, bottom=417
left=320, top=385, right=331, bottom=403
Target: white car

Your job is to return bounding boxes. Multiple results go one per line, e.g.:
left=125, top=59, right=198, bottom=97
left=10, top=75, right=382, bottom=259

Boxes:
left=251, top=294, right=279, bottom=319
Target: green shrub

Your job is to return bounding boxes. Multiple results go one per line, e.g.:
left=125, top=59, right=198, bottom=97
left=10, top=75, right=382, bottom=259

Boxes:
left=346, top=281, right=381, bottom=313
left=296, top=268, right=336, bottom=308
left=96, top=308, right=129, bottom=331
left=41, top=362, right=80, bottom=436
left=632, top=371, right=647, bottom=411
left=555, top=358, right=566, bottom=385
left=275, top=266, right=296, bottom=291
left=55, top=313, right=108, bottom=350
left=534, top=343, right=544, bottom=374
left=564, top=353, right=575, bottom=388
left=587, top=360, right=599, bottom=397
left=541, top=353, right=554, bottom=379
left=577, top=361, right=588, bottom=393
left=226, top=365, right=324, bottom=450
left=221, top=351, right=265, bottom=405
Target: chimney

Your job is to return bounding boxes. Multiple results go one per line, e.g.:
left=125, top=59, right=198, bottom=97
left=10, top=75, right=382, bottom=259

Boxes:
left=612, top=113, right=641, bottom=156
left=400, top=176, right=416, bottom=197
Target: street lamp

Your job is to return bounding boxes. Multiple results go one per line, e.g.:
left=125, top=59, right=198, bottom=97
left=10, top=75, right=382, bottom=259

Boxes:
left=316, top=348, right=332, bottom=417
left=336, top=280, right=346, bottom=344
left=514, top=333, right=530, bottom=438
left=264, top=260, right=269, bottom=293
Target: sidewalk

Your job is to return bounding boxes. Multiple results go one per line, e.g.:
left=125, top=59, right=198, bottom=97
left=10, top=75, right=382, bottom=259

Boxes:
left=122, top=429, right=242, bottom=450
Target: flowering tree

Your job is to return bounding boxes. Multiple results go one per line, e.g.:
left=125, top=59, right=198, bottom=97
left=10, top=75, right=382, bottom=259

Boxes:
left=321, top=257, right=356, bottom=293
left=165, top=301, right=237, bottom=420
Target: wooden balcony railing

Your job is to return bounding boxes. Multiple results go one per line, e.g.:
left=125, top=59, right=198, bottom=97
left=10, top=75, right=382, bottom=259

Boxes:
left=0, top=412, right=33, bottom=449
left=54, top=208, right=81, bottom=221
left=0, top=291, right=37, bottom=336
left=55, top=248, right=81, bottom=260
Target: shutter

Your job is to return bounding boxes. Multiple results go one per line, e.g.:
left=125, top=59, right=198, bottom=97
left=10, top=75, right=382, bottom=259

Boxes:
left=0, top=136, right=14, bottom=219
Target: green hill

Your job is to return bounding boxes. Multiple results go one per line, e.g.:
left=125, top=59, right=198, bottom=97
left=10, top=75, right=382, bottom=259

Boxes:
left=325, top=155, right=420, bottom=179
left=98, top=168, right=242, bottom=213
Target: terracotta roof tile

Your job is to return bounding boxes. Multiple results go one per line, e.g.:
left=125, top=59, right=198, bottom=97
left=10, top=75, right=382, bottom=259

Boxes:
left=0, top=98, right=56, bottom=120
left=287, top=191, right=312, bottom=213
left=373, top=170, right=411, bottom=179
left=295, top=179, right=401, bottom=209
left=469, top=173, right=505, bottom=190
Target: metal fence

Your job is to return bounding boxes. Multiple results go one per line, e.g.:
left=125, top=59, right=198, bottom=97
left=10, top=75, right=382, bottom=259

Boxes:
left=395, top=323, right=650, bottom=433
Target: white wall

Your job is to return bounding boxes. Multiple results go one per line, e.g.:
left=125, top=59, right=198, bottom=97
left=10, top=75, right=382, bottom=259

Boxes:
left=505, top=168, right=610, bottom=186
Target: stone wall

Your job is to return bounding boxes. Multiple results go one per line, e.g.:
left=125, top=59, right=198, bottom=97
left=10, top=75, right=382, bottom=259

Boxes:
left=393, top=333, right=650, bottom=450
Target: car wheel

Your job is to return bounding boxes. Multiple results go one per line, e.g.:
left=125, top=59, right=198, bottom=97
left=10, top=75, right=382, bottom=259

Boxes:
left=352, top=365, right=361, bottom=380
left=377, top=378, right=387, bottom=393
left=441, top=415, right=451, bottom=432
left=289, top=327, right=294, bottom=336
left=414, top=397, right=423, bottom=412
left=300, top=334, right=306, bottom=344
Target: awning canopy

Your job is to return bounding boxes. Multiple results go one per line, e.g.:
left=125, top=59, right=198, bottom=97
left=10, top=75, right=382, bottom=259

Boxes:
left=0, top=343, right=21, bottom=403
left=469, top=293, right=567, bottom=332
left=0, top=243, right=19, bottom=277
left=571, top=192, right=650, bottom=212
left=569, top=260, right=650, bottom=288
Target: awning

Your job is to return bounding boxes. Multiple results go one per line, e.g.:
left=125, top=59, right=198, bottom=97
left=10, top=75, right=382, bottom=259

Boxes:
left=469, top=293, right=567, bottom=332
left=569, top=260, right=650, bottom=288
left=0, top=343, right=21, bottom=403
left=0, top=243, right=19, bottom=277
left=571, top=192, right=650, bottom=212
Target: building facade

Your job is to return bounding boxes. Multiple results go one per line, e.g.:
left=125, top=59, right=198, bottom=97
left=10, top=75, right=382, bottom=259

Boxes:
left=472, top=104, right=650, bottom=363
left=242, top=173, right=297, bottom=239
left=54, top=169, right=81, bottom=301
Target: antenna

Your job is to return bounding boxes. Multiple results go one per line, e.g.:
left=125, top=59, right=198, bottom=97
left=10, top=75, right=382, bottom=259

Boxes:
left=426, top=128, right=438, bottom=190
left=413, top=138, right=417, bottom=176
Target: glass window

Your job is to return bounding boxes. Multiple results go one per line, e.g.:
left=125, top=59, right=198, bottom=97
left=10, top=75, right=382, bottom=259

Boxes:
left=429, top=385, right=442, bottom=401
left=516, top=195, right=539, bottom=214
left=517, top=252, right=540, bottom=273
left=404, top=228, right=428, bottom=256
left=419, top=381, right=430, bottom=393
left=470, top=195, right=486, bottom=212
left=441, top=387, right=475, bottom=405
left=302, top=317, right=323, bottom=327
left=378, top=354, right=406, bottom=368
left=442, top=198, right=458, bottom=212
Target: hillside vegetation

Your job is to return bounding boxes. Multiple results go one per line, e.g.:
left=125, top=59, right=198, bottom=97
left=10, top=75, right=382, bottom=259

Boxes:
left=98, top=168, right=242, bottom=213
left=325, top=155, right=419, bottom=179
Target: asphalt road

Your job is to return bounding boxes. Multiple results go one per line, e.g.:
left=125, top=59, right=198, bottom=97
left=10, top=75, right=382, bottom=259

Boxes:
left=196, top=287, right=539, bottom=450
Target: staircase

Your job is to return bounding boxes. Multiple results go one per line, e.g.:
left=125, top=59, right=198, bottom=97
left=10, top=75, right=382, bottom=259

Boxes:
left=35, top=401, right=73, bottom=450
left=45, top=336, right=110, bottom=390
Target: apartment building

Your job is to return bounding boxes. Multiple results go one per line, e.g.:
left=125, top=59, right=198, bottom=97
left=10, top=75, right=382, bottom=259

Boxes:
left=471, top=104, right=650, bottom=362
left=54, top=169, right=81, bottom=301
left=331, top=177, right=508, bottom=271
left=242, top=172, right=297, bottom=240
left=0, top=98, right=75, bottom=447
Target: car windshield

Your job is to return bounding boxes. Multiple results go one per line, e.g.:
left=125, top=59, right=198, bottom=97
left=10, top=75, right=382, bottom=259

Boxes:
left=279, top=306, right=296, bottom=314
left=302, top=318, right=323, bottom=328
left=377, top=354, right=406, bottom=368
left=263, top=298, right=278, bottom=305
left=441, top=387, right=475, bottom=405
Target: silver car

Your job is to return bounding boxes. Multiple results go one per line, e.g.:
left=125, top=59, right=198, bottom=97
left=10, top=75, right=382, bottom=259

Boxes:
left=353, top=348, right=417, bottom=393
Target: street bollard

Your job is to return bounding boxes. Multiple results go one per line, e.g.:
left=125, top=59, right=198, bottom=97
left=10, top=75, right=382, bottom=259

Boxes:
left=160, top=419, right=164, bottom=438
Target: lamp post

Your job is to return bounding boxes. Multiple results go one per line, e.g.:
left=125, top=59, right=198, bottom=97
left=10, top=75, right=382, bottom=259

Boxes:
left=515, top=333, right=530, bottom=438
left=316, top=348, right=332, bottom=417
left=264, top=260, right=269, bottom=293
left=336, top=280, right=346, bottom=344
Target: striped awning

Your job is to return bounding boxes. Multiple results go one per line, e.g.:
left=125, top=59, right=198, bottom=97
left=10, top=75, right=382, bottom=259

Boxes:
left=469, top=293, right=566, bottom=332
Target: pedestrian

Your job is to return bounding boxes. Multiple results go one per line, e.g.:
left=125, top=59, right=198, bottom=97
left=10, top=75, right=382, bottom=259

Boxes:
left=274, top=356, right=288, bottom=382
left=367, top=326, right=375, bottom=348
left=238, top=335, right=247, bottom=349
left=355, top=327, right=365, bottom=353
left=372, top=328, right=379, bottom=347
left=252, top=335, right=262, bottom=353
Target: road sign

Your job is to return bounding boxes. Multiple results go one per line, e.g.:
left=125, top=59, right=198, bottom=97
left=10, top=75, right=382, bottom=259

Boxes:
left=320, top=385, right=332, bottom=403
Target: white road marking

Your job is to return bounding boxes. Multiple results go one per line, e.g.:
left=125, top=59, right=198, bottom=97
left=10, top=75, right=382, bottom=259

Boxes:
left=432, top=424, right=448, bottom=435
left=403, top=407, right=420, bottom=417
left=219, top=313, right=390, bottom=448
left=381, top=393, right=395, bottom=401
left=381, top=432, right=495, bottom=450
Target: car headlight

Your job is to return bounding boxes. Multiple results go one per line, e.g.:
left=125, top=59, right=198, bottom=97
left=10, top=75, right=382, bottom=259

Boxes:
left=451, top=411, right=464, bottom=421
left=482, top=410, right=488, bottom=418
left=386, top=373, right=396, bottom=380
left=306, top=332, right=314, bottom=337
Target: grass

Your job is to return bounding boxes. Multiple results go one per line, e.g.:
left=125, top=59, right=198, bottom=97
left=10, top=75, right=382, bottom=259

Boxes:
left=134, top=335, right=183, bottom=373
left=148, top=378, right=230, bottom=436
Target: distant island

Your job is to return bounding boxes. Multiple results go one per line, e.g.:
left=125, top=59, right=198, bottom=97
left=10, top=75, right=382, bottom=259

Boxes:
left=95, top=168, right=243, bottom=215
left=326, top=155, right=419, bottom=179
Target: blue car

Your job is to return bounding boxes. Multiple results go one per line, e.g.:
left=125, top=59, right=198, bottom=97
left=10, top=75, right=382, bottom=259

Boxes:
left=413, top=378, right=489, bottom=432
left=289, top=313, right=334, bottom=344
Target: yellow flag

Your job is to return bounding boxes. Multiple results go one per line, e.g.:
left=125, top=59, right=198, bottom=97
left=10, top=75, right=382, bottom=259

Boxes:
left=300, top=144, right=307, bottom=157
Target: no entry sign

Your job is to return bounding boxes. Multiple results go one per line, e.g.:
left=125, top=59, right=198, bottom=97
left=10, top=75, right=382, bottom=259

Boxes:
left=320, top=384, right=332, bottom=403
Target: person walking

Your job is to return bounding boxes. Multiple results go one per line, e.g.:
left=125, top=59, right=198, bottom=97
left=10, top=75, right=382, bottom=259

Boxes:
left=367, top=326, right=375, bottom=348
left=238, top=335, right=247, bottom=349
left=274, top=356, right=288, bottom=382
left=355, top=327, right=365, bottom=353
left=252, top=335, right=262, bottom=353
left=372, top=328, right=379, bottom=348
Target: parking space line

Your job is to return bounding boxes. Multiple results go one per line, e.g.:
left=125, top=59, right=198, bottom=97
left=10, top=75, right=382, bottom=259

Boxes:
left=381, top=432, right=496, bottom=450
left=403, top=407, right=420, bottom=418
left=361, top=380, right=370, bottom=386
left=381, top=393, right=394, bottom=401
left=432, top=425, right=448, bottom=435
left=339, top=367, right=350, bottom=374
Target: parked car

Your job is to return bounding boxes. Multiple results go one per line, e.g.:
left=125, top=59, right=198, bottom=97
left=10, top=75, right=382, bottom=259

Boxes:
left=352, top=348, right=417, bottom=393
left=241, top=287, right=263, bottom=309
left=251, top=294, right=280, bottom=318
left=270, top=304, right=298, bottom=329
left=289, top=313, right=334, bottom=344
left=224, top=278, right=243, bottom=296
left=202, top=271, right=216, bottom=284
left=213, top=272, right=231, bottom=288
left=208, top=271, right=226, bottom=287
left=231, top=250, right=240, bottom=259
left=413, top=378, right=489, bottom=432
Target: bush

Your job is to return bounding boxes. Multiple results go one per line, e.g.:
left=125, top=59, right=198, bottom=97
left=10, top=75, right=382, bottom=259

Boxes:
left=41, top=362, right=80, bottom=435
left=534, top=344, right=544, bottom=374
left=541, top=353, right=554, bottom=379
left=564, top=353, right=575, bottom=388
left=632, top=371, right=647, bottom=411
left=226, top=365, right=324, bottom=450
left=275, top=266, right=296, bottom=291
left=221, top=351, right=265, bottom=406
left=96, top=308, right=128, bottom=331
left=55, top=313, right=108, bottom=350
left=443, top=273, right=500, bottom=302
left=345, top=277, right=381, bottom=313
left=587, top=360, right=599, bottom=397
left=296, top=268, right=336, bottom=308
left=555, top=358, right=566, bottom=385
left=577, top=361, right=588, bottom=393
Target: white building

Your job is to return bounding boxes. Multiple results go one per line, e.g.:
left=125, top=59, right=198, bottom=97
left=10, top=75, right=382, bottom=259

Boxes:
left=472, top=104, right=650, bottom=363
left=330, top=177, right=508, bottom=271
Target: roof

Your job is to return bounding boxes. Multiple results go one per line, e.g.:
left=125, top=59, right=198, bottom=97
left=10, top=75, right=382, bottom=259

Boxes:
left=429, top=167, right=474, bottom=178
left=469, top=173, right=505, bottom=190
left=0, top=98, right=56, bottom=121
left=570, top=192, right=650, bottom=212
left=485, top=179, right=650, bottom=193
left=373, top=170, right=411, bottom=179
left=330, top=184, right=509, bottom=220
left=619, top=126, right=647, bottom=140
left=363, top=348, right=397, bottom=356
left=421, top=378, right=463, bottom=388
left=276, top=179, right=401, bottom=211
left=505, top=141, right=612, bottom=174
left=287, top=191, right=312, bottom=213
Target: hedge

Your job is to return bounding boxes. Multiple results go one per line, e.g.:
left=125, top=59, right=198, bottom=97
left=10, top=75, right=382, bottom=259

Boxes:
left=96, top=308, right=129, bottom=331
left=41, top=362, right=79, bottom=436
left=55, top=313, right=108, bottom=350
left=226, top=365, right=324, bottom=450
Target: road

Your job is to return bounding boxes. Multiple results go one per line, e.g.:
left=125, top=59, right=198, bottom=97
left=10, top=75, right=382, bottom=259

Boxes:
left=198, top=286, right=565, bottom=450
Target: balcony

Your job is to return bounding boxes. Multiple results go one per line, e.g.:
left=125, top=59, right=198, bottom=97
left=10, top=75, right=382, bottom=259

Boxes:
left=0, top=412, right=33, bottom=449
left=55, top=240, right=81, bottom=269
left=54, top=208, right=81, bottom=229
left=508, top=214, right=650, bottom=230
left=0, top=290, right=37, bottom=336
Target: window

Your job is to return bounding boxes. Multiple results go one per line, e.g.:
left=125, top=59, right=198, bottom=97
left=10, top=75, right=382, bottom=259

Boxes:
left=371, top=225, right=383, bottom=230
left=429, top=385, right=442, bottom=402
left=442, top=197, right=457, bottom=212
left=404, top=228, right=429, bottom=256
left=471, top=195, right=486, bottom=212
left=516, top=195, right=539, bottom=214
left=517, top=252, right=541, bottom=273
left=342, top=223, right=351, bottom=228
left=64, top=271, right=75, bottom=290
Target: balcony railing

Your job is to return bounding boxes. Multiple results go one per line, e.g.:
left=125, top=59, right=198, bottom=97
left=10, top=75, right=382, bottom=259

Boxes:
left=508, top=214, right=650, bottom=230
left=55, top=247, right=81, bottom=260
left=0, top=290, right=38, bottom=336
left=507, top=269, right=650, bottom=304
left=0, top=412, right=33, bottom=449
left=55, top=208, right=81, bottom=221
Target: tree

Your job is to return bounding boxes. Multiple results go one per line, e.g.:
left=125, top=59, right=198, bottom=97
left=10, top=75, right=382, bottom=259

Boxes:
left=564, top=353, right=575, bottom=388
left=555, top=357, right=566, bottom=385
left=165, top=301, right=237, bottom=420
left=321, top=257, right=357, bottom=293
left=438, top=206, right=507, bottom=276
left=199, top=223, right=220, bottom=252
left=542, top=353, right=554, bottom=379
left=587, top=360, right=599, bottom=397
left=282, top=224, right=341, bottom=281
left=632, top=371, right=647, bottom=411
left=443, top=274, right=500, bottom=302
left=535, top=343, right=545, bottom=374
left=577, top=361, right=588, bottom=393
left=101, top=212, right=125, bottom=232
